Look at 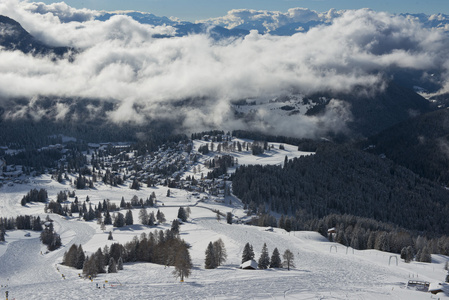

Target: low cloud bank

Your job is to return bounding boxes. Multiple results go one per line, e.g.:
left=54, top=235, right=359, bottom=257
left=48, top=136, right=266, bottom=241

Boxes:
left=0, top=1, right=448, bottom=137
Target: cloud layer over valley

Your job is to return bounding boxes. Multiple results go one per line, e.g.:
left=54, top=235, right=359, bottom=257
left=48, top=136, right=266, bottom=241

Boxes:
left=1, top=0, right=449, bottom=138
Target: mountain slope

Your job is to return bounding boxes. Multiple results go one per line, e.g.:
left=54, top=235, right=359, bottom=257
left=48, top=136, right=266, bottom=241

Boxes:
left=365, top=108, right=449, bottom=185
left=0, top=15, right=72, bottom=56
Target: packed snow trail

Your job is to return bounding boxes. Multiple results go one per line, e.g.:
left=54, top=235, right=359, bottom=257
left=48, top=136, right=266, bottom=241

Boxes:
left=0, top=214, right=95, bottom=296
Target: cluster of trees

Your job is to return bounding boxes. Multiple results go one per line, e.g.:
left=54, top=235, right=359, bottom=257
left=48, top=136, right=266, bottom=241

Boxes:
left=0, top=215, right=43, bottom=242
left=40, top=221, right=61, bottom=251
left=204, top=238, right=227, bottom=269
left=306, top=213, right=449, bottom=262
left=0, top=215, right=43, bottom=231
left=206, top=155, right=235, bottom=179
left=21, top=188, right=48, bottom=206
left=232, top=145, right=449, bottom=235
left=64, top=228, right=192, bottom=279
left=241, top=242, right=293, bottom=270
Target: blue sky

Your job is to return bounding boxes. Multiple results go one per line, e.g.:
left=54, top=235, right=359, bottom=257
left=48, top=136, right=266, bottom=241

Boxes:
left=40, top=0, right=449, bottom=21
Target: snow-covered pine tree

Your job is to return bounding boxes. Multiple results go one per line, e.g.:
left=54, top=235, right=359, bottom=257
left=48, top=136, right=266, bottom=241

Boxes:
left=117, top=257, right=124, bottom=270
left=258, top=243, right=270, bottom=269
left=108, top=257, right=117, bottom=273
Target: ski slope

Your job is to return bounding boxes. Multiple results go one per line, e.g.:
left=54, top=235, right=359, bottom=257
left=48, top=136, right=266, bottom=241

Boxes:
left=0, top=142, right=448, bottom=299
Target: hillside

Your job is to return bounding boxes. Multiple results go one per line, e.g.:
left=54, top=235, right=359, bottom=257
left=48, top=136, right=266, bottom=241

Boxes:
left=0, top=15, right=73, bottom=57
left=365, top=109, right=449, bottom=185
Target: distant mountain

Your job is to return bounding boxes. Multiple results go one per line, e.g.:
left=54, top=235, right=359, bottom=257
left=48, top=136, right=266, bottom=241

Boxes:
left=0, top=15, right=73, bottom=56
left=232, top=81, right=432, bottom=139
left=96, top=12, right=249, bottom=39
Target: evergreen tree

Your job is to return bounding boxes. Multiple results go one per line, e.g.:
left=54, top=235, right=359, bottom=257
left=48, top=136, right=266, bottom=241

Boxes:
left=62, top=244, right=78, bottom=267
left=419, top=246, right=432, bottom=263
left=108, top=257, right=117, bottom=273
left=156, top=209, right=166, bottom=223
left=177, top=207, right=187, bottom=222
left=148, top=212, right=156, bottom=226
left=171, top=219, right=180, bottom=234
left=113, top=212, right=125, bottom=227
left=94, top=248, right=106, bottom=274
left=83, top=255, right=98, bottom=278
left=139, top=208, right=149, bottom=225
left=108, top=231, right=113, bottom=240
left=172, top=243, right=192, bottom=282
left=282, top=249, right=295, bottom=270
left=104, top=210, right=112, bottom=225
left=125, top=210, right=134, bottom=225
left=258, top=243, right=270, bottom=269
left=117, top=257, right=124, bottom=270
left=226, top=212, right=232, bottom=224
left=213, top=238, right=227, bottom=267
left=270, top=248, right=282, bottom=268
left=242, top=242, right=255, bottom=263
left=204, top=242, right=216, bottom=269
left=75, top=245, right=85, bottom=269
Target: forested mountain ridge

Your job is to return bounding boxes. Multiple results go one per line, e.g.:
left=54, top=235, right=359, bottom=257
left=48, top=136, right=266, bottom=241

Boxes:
left=232, top=144, right=449, bottom=235
left=0, top=15, right=73, bottom=57
left=365, top=108, right=449, bottom=185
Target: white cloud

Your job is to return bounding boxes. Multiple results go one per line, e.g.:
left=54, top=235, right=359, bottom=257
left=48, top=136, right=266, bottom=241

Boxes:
left=0, top=1, right=449, bottom=138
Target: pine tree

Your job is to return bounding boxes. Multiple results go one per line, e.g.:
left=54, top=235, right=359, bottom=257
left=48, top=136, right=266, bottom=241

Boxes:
left=83, top=255, right=98, bottom=278
left=94, top=248, right=106, bottom=274
left=270, top=248, right=282, bottom=268
left=104, top=210, right=112, bottom=225
left=113, top=212, right=125, bottom=227
left=108, top=257, right=117, bottom=273
left=75, top=245, right=85, bottom=269
left=177, top=207, right=187, bottom=222
left=117, top=257, right=124, bottom=270
left=242, top=242, right=255, bottom=263
left=213, top=238, right=227, bottom=267
left=226, top=212, right=232, bottom=224
left=171, top=219, right=180, bottom=234
left=282, top=249, right=295, bottom=270
left=156, top=209, right=166, bottom=223
left=258, top=243, right=270, bottom=269
left=139, top=208, right=149, bottom=225
left=63, top=244, right=78, bottom=267
left=172, top=243, right=192, bottom=282
left=148, top=212, right=156, bottom=226
left=419, top=246, right=431, bottom=263
left=204, top=242, right=216, bottom=269
left=125, top=210, right=133, bottom=225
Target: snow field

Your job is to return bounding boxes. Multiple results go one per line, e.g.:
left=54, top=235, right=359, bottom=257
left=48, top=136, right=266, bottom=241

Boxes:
left=0, top=141, right=448, bottom=299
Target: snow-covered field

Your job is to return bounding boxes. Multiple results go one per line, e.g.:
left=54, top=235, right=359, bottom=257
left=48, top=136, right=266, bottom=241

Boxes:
left=0, top=142, right=448, bottom=299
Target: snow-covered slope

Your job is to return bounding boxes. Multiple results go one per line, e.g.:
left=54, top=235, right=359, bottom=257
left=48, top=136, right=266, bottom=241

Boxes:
left=0, top=142, right=448, bottom=299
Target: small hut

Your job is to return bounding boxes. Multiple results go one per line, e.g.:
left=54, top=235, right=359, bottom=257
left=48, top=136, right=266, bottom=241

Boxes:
left=240, top=260, right=258, bottom=270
